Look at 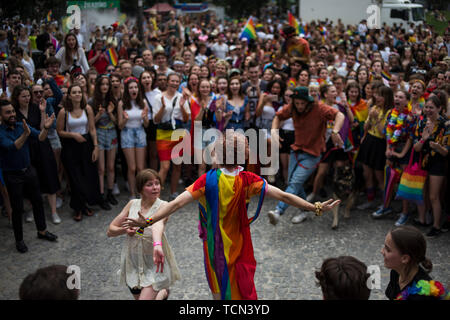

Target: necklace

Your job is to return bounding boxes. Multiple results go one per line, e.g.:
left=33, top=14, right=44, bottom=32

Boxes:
left=386, top=107, right=410, bottom=145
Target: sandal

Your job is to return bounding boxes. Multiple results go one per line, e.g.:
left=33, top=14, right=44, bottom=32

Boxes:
left=83, top=207, right=94, bottom=216
left=73, top=211, right=83, bottom=222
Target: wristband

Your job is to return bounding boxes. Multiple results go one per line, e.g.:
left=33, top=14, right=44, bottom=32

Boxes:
left=419, top=139, right=425, bottom=144
left=153, top=241, right=162, bottom=247
left=136, top=217, right=154, bottom=236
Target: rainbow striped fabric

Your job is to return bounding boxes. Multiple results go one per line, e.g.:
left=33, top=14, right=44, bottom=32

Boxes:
left=239, top=17, right=257, bottom=41
left=156, top=129, right=185, bottom=161
left=288, top=12, right=300, bottom=34
left=46, top=10, right=52, bottom=22
left=106, top=48, right=118, bottom=67
left=187, top=168, right=267, bottom=300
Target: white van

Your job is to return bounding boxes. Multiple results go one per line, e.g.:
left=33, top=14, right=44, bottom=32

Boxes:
left=298, top=0, right=425, bottom=27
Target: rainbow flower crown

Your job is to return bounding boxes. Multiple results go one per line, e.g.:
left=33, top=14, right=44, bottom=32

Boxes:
left=395, top=280, right=450, bottom=300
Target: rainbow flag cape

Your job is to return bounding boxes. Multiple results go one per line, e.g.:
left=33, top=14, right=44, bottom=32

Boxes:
left=239, top=17, right=257, bottom=40
left=106, top=48, right=118, bottom=66
left=190, top=169, right=267, bottom=300
left=46, top=10, right=52, bottom=22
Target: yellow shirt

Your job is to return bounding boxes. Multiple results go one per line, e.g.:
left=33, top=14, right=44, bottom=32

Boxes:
left=367, top=105, right=389, bottom=139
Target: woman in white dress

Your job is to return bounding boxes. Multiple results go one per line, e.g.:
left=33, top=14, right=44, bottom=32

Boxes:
left=107, top=169, right=180, bottom=300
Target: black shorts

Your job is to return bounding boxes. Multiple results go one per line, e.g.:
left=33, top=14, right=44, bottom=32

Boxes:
left=279, top=129, right=295, bottom=154
left=357, top=134, right=386, bottom=171
left=426, top=155, right=447, bottom=176
left=145, top=120, right=157, bottom=142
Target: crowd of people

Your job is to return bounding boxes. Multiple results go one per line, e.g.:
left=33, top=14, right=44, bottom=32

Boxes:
left=1, top=7, right=449, bottom=300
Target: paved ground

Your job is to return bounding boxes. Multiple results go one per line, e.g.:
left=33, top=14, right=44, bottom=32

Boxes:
left=0, top=179, right=449, bottom=300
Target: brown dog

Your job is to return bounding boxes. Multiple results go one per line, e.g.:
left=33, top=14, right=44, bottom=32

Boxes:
left=331, top=165, right=356, bottom=229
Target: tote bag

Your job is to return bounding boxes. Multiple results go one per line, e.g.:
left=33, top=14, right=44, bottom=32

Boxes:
left=396, top=150, right=427, bottom=204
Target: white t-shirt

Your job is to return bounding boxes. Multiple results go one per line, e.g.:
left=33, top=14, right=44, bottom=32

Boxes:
left=152, top=92, right=190, bottom=127
left=211, top=42, right=229, bottom=60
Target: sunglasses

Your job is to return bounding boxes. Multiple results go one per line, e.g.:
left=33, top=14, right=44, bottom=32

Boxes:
left=33, top=90, right=44, bottom=94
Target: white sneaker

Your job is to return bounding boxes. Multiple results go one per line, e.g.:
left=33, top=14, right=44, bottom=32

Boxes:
left=112, top=183, right=120, bottom=195
left=306, top=193, right=316, bottom=202
left=268, top=209, right=281, bottom=225
left=291, top=212, right=308, bottom=224
left=52, top=213, right=61, bottom=224
left=56, top=197, right=63, bottom=209
left=357, top=201, right=375, bottom=210
left=25, top=211, right=34, bottom=223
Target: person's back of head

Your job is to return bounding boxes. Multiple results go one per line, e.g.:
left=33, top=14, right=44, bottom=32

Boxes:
left=19, top=265, right=79, bottom=300
left=315, top=256, right=371, bottom=300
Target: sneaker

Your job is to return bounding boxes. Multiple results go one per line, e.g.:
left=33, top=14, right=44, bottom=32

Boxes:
left=372, top=207, right=393, bottom=219
left=357, top=201, right=375, bottom=211
left=25, top=211, right=34, bottom=223
left=412, top=218, right=431, bottom=228
left=426, top=227, right=441, bottom=238
left=394, top=213, right=409, bottom=227
left=51, top=213, right=61, bottom=224
left=169, top=192, right=180, bottom=201
left=37, top=231, right=58, bottom=241
left=99, top=196, right=112, bottom=211
left=441, top=220, right=450, bottom=233
left=56, top=197, right=63, bottom=209
left=306, top=193, right=316, bottom=202
left=268, top=209, right=281, bottom=225
left=291, top=211, right=308, bottom=224
left=112, top=183, right=120, bottom=195
left=107, top=191, right=119, bottom=206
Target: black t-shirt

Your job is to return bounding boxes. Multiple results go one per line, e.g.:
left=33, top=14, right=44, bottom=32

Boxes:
left=385, top=267, right=435, bottom=300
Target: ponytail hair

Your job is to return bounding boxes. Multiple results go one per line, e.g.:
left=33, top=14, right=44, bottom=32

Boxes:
left=390, top=226, right=432, bottom=274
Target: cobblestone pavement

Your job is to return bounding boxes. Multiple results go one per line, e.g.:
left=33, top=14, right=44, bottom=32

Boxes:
left=0, top=180, right=449, bottom=300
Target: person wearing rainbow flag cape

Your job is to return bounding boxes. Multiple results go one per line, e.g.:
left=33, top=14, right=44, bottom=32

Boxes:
left=280, top=25, right=310, bottom=65
left=123, top=132, right=340, bottom=300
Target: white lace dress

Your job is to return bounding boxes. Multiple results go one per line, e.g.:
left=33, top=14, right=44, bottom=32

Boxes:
left=119, top=199, right=181, bottom=291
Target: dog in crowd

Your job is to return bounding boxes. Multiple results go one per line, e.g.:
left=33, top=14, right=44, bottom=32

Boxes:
left=330, top=165, right=357, bottom=229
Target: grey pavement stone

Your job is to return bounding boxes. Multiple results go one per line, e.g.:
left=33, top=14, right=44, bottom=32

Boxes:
left=0, top=181, right=449, bottom=300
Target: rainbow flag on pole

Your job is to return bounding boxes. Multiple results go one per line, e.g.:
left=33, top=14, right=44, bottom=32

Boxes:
left=239, top=17, right=257, bottom=40
left=288, top=12, right=300, bottom=35
left=106, top=48, right=118, bottom=67
left=381, top=70, right=391, bottom=81
left=46, top=10, right=52, bottom=22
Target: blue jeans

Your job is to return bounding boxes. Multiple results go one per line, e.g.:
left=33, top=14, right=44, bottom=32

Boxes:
left=276, top=150, right=321, bottom=214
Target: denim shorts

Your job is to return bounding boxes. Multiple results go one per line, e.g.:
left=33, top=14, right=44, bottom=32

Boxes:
left=48, top=135, right=62, bottom=150
left=121, top=127, right=147, bottom=149
left=97, top=127, right=118, bottom=151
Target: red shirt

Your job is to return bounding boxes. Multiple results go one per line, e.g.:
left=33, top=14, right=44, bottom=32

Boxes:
left=88, top=50, right=109, bottom=75
left=276, top=102, right=338, bottom=157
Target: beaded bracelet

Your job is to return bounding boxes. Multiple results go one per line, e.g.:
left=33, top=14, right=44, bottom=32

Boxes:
left=314, top=202, right=323, bottom=216
left=136, top=217, right=154, bottom=236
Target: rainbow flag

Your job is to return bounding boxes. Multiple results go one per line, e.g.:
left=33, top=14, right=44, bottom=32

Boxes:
left=239, top=17, right=257, bottom=40
left=381, top=70, right=391, bottom=81
left=288, top=12, right=300, bottom=35
left=106, top=48, right=118, bottom=67
left=46, top=10, right=52, bottom=22
left=0, top=52, right=7, bottom=60
left=187, top=169, right=267, bottom=300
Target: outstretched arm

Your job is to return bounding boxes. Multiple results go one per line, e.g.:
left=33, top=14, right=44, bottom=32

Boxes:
left=265, top=184, right=340, bottom=214
left=122, top=191, right=195, bottom=229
